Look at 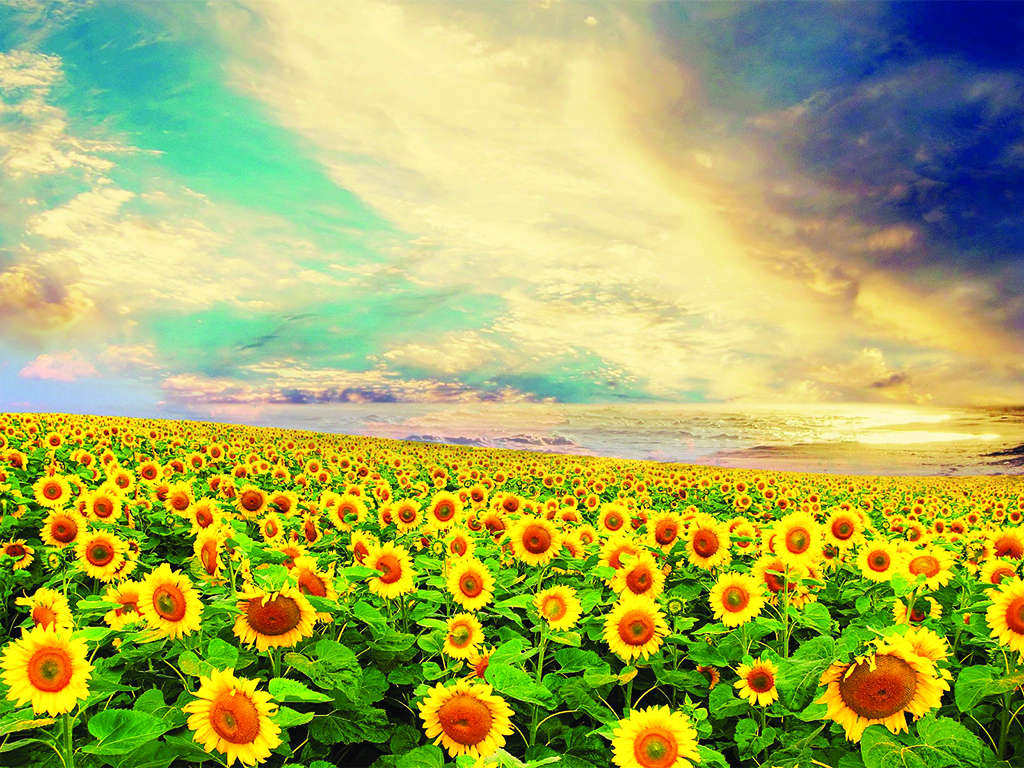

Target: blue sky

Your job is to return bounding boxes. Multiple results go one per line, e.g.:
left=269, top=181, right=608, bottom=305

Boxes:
left=2, top=0, right=1024, bottom=420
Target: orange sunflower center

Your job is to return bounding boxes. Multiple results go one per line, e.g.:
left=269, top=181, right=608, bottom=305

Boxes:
left=246, top=594, right=302, bottom=636
left=543, top=596, right=567, bottom=620
left=200, top=540, right=219, bottom=575
left=7, top=543, right=26, bottom=558
left=450, top=538, right=468, bottom=556
left=459, top=572, right=484, bottom=598
left=654, top=521, right=678, bottom=546
left=1005, top=596, right=1024, bottom=635
left=375, top=554, right=403, bottom=584
left=195, top=507, right=214, bottom=528
left=449, top=623, right=474, bottom=648
left=909, top=604, right=927, bottom=623
left=868, top=551, right=891, bottom=572
left=722, top=586, right=751, bottom=612
left=990, top=566, right=1015, bottom=585
left=94, top=498, right=114, bottom=517
left=626, top=567, right=654, bottom=594
left=908, top=555, right=940, bottom=578
left=240, top=491, right=264, bottom=512
left=692, top=529, right=720, bottom=557
left=633, top=727, right=678, bottom=768
left=264, top=520, right=278, bottom=538
left=838, top=654, right=918, bottom=720
left=153, top=584, right=187, bottom=622
left=32, top=605, right=58, bottom=629
left=605, top=513, right=623, bottom=531
left=832, top=519, right=854, bottom=540
left=43, top=482, right=62, bottom=500
left=27, top=647, right=73, bottom=692
left=51, top=517, right=78, bottom=543
left=86, top=541, right=114, bottom=566
left=297, top=570, right=328, bottom=597
left=521, top=525, right=552, bottom=554
left=141, top=465, right=157, bottom=480
left=399, top=507, right=417, bottom=523
left=170, top=494, right=190, bottom=512
left=210, top=691, right=262, bottom=745
left=748, top=670, right=774, bottom=692
left=434, top=502, right=456, bottom=522
left=762, top=561, right=787, bottom=593
left=785, top=527, right=812, bottom=554
left=438, top=695, right=493, bottom=746
left=618, top=609, right=656, bottom=646
left=994, top=537, right=1024, bottom=559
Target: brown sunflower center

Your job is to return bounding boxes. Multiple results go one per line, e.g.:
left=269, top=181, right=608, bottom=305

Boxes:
left=240, top=491, right=264, bottom=512
left=152, top=584, right=187, bottom=621
left=832, top=520, right=854, bottom=539
left=195, top=508, right=214, bottom=528
left=245, top=594, right=302, bottom=636
left=748, top=670, right=774, bottom=692
left=908, top=555, right=940, bottom=578
left=543, top=596, right=567, bottom=620
left=7, top=544, right=26, bottom=558
left=722, top=586, right=750, bottom=612
left=605, top=513, right=623, bottom=530
left=210, top=691, right=262, bottom=745
left=459, top=572, right=483, bottom=598
left=994, top=537, right=1024, bottom=559
left=297, top=570, right=327, bottom=597
left=449, top=623, right=474, bottom=648
left=87, top=542, right=114, bottom=566
left=838, top=654, right=918, bottom=720
left=32, top=605, right=58, bottom=629
left=141, top=466, right=157, bottom=480
left=43, top=482, right=62, bottom=500
left=399, top=507, right=417, bottom=523
left=692, top=529, right=720, bottom=557
left=785, top=527, right=811, bottom=554
left=264, top=520, right=278, bottom=538
left=375, top=554, right=403, bottom=584
left=634, top=728, right=678, bottom=768
left=626, top=567, right=653, bottom=594
left=522, top=525, right=552, bottom=554
left=200, top=541, right=219, bottom=575
left=1005, top=596, right=1024, bottom=634
left=990, top=566, right=1015, bottom=585
left=618, top=609, right=656, bottom=646
left=909, top=604, right=927, bottom=623
left=51, top=517, right=78, bottom=543
left=868, top=551, right=891, bottom=572
left=450, top=539, right=468, bottom=556
left=171, top=494, right=190, bottom=512
left=434, top=502, right=456, bottom=522
left=27, top=648, right=73, bottom=692
left=95, top=498, right=113, bottom=517
left=437, top=695, right=493, bottom=746
left=655, top=521, right=678, bottom=546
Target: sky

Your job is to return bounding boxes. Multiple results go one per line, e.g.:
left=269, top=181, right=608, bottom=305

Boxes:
left=3, top=0, right=1024, bottom=422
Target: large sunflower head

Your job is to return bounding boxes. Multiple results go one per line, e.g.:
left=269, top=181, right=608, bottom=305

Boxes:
left=0, top=625, right=93, bottom=715
left=824, top=509, right=864, bottom=550
left=138, top=564, right=204, bottom=640
left=443, top=613, right=484, bottom=660
left=611, top=552, right=667, bottom=599
left=418, top=679, right=514, bottom=760
left=646, top=511, right=683, bottom=552
left=507, top=516, right=561, bottom=567
left=103, top=581, right=144, bottom=630
left=446, top=556, right=495, bottom=611
left=986, top=528, right=1024, bottom=560
left=15, top=587, right=74, bottom=632
left=734, top=658, right=779, bottom=707
left=41, top=509, right=85, bottom=549
left=708, top=572, right=766, bottom=628
left=83, top=484, right=123, bottom=522
left=856, top=539, right=905, bottom=583
left=817, top=635, right=948, bottom=742
left=234, top=586, right=316, bottom=652
left=980, top=558, right=1019, bottom=586
left=611, top=705, right=701, bottom=768
left=903, top=547, right=954, bottom=591
left=604, top=593, right=669, bottom=661
left=426, top=491, right=464, bottom=530
left=235, top=485, right=269, bottom=519
left=445, top=528, right=477, bottom=559
left=183, top=668, right=282, bottom=766
left=33, top=475, right=72, bottom=509
left=75, top=530, right=126, bottom=582
left=685, top=514, right=732, bottom=571
left=986, top=576, right=1024, bottom=654
left=364, top=541, right=417, bottom=599
left=599, top=503, right=630, bottom=535
left=773, top=511, right=822, bottom=569
left=194, top=528, right=225, bottom=581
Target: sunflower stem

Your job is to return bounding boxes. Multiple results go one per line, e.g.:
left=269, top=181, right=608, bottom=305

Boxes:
left=528, top=628, right=549, bottom=748
left=270, top=647, right=282, bottom=680
left=623, top=677, right=634, bottom=717
left=998, top=690, right=1011, bottom=760
left=61, top=712, right=74, bottom=768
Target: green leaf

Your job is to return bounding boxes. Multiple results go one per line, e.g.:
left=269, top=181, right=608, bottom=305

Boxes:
left=696, top=745, right=730, bottom=768
left=554, top=649, right=608, bottom=675
left=860, top=725, right=930, bottom=768
left=108, top=740, right=179, bottom=768
left=355, top=600, right=387, bottom=626
left=83, top=709, right=172, bottom=756
left=275, top=706, right=315, bottom=728
left=390, top=723, right=422, bottom=755
left=916, top=715, right=988, bottom=766
left=269, top=678, right=332, bottom=703
left=776, top=635, right=837, bottom=712
left=708, top=684, right=747, bottom=718
left=177, top=650, right=212, bottom=677
left=310, top=707, right=392, bottom=745
left=890, top=573, right=916, bottom=597
left=547, top=631, right=582, bottom=647
left=798, top=603, right=832, bottom=635
left=133, top=688, right=186, bottom=728
left=396, top=744, right=445, bottom=768
left=485, top=664, right=556, bottom=708
left=206, top=637, right=239, bottom=670
left=954, top=665, right=1024, bottom=712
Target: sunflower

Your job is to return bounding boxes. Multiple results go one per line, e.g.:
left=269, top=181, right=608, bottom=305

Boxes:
left=600, top=533, right=643, bottom=573
left=349, top=530, right=378, bottom=565
left=138, top=564, right=203, bottom=639
left=445, top=528, right=476, bottom=559
left=604, top=593, right=669, bottom=661
left=824, top=509, right=864, bottom=551
left=82, top=485, right=122, bottom=522
left=773, top=511, right=822, bottom=569
left=507, top=516, right=561, bottom=567
left=599, top=503, right=630, bottom=535
left=194, top=528, right=225, bottom=580
left=535, top=585, right=582, bottom=631
left=902, top=626, right=951, bottom=667
left=986, top=576, right=1024, bottom=653
left=328, top=494, right=368, bottom=532
left=103, top=581, right=144, bottom=630
left=892, top=596, right=942, bottom=625
left=33, top=475, right=72, bottom=509
left=269, top=490, right=299, bottom=517
left=365, top=541, right=417, bottom=599
left=234, top=586, right=316, bottom=652
left=259, top=512, right=284, bottom=543
left=183, top=668, right=282, bottom=766
left=980, top=558, right=1018, bottom=586
left=708, top=572, right=766, bottom=628
left=291, top=556, right=338, bottom=621
left=903, top=547, right=954, bottom=591
left=40, top=509, right=84, bottom=549
left=3, top=539, right=35, bottom=571
left=165, top=483, right=194, bottom=515
left=466, top=647, right=494, bottom=680
left=0, top=625, right=93, bottom=716
left=986, top=528, right=1024, bottom=560
left=645, top=512, right=682, bottom=552
left=15, top=587, right=74, bottom=632
left=75, top=530, right=126, bottom=582
left=392, top=499, right=422, bottom=534
left=611, top=705, right=701, bottom=768
left=817, top=635, right=948, bottom=742
left=443, top=613, right=484, bottom=660
left=856, top=539, right=904, bottom=582
left=684, top=514, right=732, bottom=571
left=235, top=485, right=269, bottom=519
left=446, top=556, right=495, bottom=611
left=734, top=657, right=779, bottom=707
left=696, top=665, right=720, bottom=690
left=426, top=491, right=463, bottom=530
left=611, top=552, right=667, bottom=599
left=418, top=679, right=514, bottom=760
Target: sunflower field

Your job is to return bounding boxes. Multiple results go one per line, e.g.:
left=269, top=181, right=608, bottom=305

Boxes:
left=1, top=413, right=1023, bottom=768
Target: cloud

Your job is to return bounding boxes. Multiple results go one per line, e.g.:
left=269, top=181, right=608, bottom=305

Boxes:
left=19, top=349, right=99, bottom=381
left=0, top=264, right=96, bottom=337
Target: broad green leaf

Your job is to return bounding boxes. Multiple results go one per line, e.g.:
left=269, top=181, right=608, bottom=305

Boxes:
left=269, top=677, right=332, bottom=703
left=83, top=709, right=172, bottom=756
left=275, top=706, right=315, bottom=728
left=776, top=635, right=837, bottom=712
left=860, top=725, right=931, bottom=768
left=708, top=684, right=747, bottom=719
left=916, top=715, right=989, bottom=766
left=798, top=603, right=832, bottom=635
left=954, top=665, right=1024, bottom=712
left=310, top=707, right=392, bottom=745
left=396, top=744, right=445, bottom=768
left=133, top=688, right=186, bottom=728
left=205, top=637, right=239, bottom=670
left=553, top=649, right=607, bottom=675
left=486, top=664, right=555, bottom=708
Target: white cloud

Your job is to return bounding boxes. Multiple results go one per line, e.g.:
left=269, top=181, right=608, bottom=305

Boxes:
left=19, top=349, right=99, bottom=381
